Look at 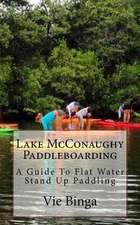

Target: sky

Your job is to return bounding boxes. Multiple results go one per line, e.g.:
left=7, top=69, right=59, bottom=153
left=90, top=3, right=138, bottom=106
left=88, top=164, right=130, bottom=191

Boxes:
left=29, top=0, right=41, bottom=5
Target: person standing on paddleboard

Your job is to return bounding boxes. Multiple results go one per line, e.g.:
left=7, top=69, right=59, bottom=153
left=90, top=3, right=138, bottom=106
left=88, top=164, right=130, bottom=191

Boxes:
left=118, top=103, right=131, bottom=122
left=123, top=103, right=131, bottom=123
left=118, top=103, right=125, bottom=120
left=76, top=107, right=92, bottom=129
left=66, top=101, right=79, bottom=118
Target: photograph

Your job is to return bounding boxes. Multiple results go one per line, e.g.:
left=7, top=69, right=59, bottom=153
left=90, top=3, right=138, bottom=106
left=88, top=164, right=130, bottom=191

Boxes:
left=0, top=0, right=140, bottom=224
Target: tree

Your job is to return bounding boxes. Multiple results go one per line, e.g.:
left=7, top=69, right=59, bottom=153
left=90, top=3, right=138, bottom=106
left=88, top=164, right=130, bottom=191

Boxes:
left=66, top=0, right=140, bottom=74
left=0, top=0, right=140, bottom=117
left=46, top=42, right=109, bottom=113
left=7, top=56, right=48, bottom=111
left=0, top=0, right=28, bottom=7
left=110, top=61, right=140, bottom=110
left=0, top=57, right=11, bottom=107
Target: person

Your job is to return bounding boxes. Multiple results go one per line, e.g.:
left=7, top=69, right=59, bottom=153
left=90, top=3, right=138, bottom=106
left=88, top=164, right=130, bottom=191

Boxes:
left=118, top=103, right=131, bottom=123
left=76, top=107, right=92, bottom=130
left=66, top=101, right=79, bottom=118
left=118, top=103, right=125, bottom=120
left=35, top=110, right=64, bottom=131
left=123, top=103, right=131, bottom=123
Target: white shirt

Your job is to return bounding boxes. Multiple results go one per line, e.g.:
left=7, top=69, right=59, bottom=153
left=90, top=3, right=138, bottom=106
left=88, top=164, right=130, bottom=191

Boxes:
left=66, top=101, right=78, bottom=117
left=76, top=107, right=89, bottom=119
left=118, top=104, right=124, bottom=119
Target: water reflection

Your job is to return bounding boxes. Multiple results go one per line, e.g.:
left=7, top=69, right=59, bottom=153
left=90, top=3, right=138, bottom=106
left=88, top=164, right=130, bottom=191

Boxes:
left=0, top=127, right=140, bottom=224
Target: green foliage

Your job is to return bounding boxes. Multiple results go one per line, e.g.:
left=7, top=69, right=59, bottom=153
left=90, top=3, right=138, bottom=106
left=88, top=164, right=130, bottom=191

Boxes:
left=47, top=42, right=109, bottom=112
left=110, top=62, right=140, bottom=110
left=0, top=58, right=12, bottom=107
left=36, top=96, right=63, bottom=113
left=0, top=0, right=140, bottom=116
left=0, top=24, right=13, bottom=49
left=1, top=0, right=28, bottom=6
left=7, top=57, right=48, bottom=111
left=40, top=0, right=70, bottom=36
left=67, top=0, right=140, bottom=73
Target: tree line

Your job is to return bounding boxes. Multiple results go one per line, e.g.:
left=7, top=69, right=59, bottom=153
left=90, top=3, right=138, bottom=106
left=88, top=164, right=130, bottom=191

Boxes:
left=0, top=0, right=140, bottom=117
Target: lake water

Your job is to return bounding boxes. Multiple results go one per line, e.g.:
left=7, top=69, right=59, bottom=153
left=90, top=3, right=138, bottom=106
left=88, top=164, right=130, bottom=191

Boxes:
left=0, top=121, right=140, bottom=225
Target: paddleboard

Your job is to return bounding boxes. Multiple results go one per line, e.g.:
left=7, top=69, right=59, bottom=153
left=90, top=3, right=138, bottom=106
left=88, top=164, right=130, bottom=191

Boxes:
left=62, top=118, right=140, bottom=129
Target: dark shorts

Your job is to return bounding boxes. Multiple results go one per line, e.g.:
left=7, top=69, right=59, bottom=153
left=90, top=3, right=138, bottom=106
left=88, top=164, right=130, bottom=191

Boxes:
left=123, top=104, right=131, bottom=110
left=66, top=111, right=76, bottom=117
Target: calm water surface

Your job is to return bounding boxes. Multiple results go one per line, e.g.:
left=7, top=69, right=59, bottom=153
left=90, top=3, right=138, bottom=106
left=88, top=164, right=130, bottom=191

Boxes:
left=0, top=121, right=140, bottom=225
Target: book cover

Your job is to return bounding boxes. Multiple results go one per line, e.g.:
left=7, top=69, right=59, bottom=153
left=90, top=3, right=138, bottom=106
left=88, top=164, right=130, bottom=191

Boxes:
left=0, top=0, right=140, bottom=225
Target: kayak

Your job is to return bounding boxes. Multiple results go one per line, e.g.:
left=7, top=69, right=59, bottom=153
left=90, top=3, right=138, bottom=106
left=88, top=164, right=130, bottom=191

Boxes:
left=0, top=123, right=18, bottom=128
left=0, top=128, right=17, bottom=133
left=95, top=120, right=140, bottom=129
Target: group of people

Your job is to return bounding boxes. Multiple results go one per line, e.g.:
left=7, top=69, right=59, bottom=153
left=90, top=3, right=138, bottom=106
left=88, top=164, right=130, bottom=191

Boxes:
left=35, top=101, right=91, bottom=131
left=35, top=100, right=139, bottom=131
